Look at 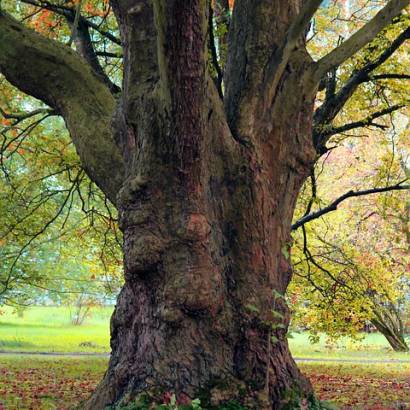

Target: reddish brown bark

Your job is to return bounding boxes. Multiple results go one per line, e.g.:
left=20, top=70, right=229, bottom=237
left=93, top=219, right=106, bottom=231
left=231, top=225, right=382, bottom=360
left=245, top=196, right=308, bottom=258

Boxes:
left=1, top=0, right=408, bottom=408
left=83, top=1, right=319, bottom=409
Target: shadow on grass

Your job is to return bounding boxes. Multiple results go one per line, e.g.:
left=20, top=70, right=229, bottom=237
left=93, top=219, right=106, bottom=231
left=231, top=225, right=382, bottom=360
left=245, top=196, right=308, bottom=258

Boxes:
left=0, top=339, right=36, bottom=349
left=0, top=321, right=61, bottom=329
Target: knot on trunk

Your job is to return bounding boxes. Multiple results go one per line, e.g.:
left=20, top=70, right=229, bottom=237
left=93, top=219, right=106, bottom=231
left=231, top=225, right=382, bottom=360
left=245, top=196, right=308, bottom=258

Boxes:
left=177, top=213, right=211, bottom=242
left=117, top=175, right=148, bottom=209
left=124, top=233, right=166, bottom=276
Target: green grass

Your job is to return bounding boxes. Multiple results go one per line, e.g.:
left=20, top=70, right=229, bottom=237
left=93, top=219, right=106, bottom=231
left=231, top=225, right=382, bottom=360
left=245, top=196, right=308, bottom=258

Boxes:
left=0, top=306, right=409, bottom=360
left=288, top=331, right=410, bottom=361
left=0, top=306, right=112, bottom=353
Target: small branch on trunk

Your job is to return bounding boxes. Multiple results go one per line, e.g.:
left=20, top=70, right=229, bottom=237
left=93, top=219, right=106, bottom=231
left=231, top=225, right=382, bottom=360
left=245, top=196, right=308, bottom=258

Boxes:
left=292, top=181, right=410, bottom=231
left=313, top=0, right=410, bottom=82
left=67, top=0, right=83, bottom=47
left=0, top=107, right=56, bottom=123
left=72, top=19, right=121, bottom=94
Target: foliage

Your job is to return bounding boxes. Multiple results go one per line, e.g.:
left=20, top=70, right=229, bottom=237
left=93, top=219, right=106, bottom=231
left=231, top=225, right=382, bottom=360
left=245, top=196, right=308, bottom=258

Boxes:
left=290, top=120, right=409, bottom=349
left=288, top=2, right=410, bottom=348
left=0, top=66, right=122, bottom=307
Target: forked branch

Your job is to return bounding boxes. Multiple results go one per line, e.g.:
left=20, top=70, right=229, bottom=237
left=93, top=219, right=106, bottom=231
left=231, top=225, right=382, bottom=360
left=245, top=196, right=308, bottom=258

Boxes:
left=313, top=0, right=410, bottom=82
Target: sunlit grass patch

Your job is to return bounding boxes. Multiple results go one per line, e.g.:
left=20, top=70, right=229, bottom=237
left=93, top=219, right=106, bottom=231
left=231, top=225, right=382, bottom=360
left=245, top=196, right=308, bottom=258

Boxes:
left=289, top=331, right=410, bottom=361
left=0, top=306, right=112, bottom=353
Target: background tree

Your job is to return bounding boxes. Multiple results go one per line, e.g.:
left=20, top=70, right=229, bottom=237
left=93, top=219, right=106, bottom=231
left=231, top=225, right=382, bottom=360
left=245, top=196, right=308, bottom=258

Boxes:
left=0, top=0, right=409, bottom=409
left=0, top=78, right=122, bottom=306
left=288, top=3, right=410, bottom=353
left=290, top=132, right=409, bottom=351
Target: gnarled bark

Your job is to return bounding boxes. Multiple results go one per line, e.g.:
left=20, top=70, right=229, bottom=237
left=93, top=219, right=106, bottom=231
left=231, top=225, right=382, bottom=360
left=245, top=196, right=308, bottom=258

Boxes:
left=1, top=0, right=409, bottom=408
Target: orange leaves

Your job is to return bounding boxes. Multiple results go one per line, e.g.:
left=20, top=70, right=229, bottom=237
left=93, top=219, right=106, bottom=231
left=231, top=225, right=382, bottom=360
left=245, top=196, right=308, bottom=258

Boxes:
left=30, top=9, right=57, bottom=33
left=1, top=118, right=11, bottom=126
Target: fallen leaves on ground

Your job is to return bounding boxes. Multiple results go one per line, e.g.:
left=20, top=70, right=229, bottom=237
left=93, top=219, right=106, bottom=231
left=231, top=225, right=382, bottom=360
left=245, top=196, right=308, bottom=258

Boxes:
left=0, top=356, right=106, bottom=409
left=0, top=358, right=409, bottom=409
left=300, top=362, right=410, bottom=410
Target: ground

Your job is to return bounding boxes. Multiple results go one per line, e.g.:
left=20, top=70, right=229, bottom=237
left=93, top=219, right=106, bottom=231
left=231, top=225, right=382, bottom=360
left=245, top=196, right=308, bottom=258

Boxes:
left=0, top=307, right=409, bottom=409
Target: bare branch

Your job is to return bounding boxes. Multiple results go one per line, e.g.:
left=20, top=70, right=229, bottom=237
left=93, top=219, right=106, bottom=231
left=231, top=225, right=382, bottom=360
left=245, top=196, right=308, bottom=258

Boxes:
left=371, top=73, right=410, bottom=80
left=314, top=26, right=410, bottom=129
left=318, top=104, right=404, bottom=139
left=292, top=181, right=410, bottom=230
left=313, top=0, right=410, bottom=81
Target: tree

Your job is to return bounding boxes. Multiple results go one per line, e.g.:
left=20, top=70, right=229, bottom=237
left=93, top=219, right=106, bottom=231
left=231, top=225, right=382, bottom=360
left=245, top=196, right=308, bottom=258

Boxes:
left=0, top=100, right=122, bottom=306
left=0, top=0, right=409, bottom=408
left=290, top=115, right=409, bottom=352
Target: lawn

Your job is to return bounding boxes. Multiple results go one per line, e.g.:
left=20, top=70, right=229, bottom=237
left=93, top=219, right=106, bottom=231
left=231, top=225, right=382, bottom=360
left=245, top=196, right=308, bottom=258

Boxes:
left=0, top=356, right=408, bottom=409
left=0, top=306, right=111, bottom=353
left=289, top=331, right=410, bottom=361
left=1, top=306, right=408, bottom=360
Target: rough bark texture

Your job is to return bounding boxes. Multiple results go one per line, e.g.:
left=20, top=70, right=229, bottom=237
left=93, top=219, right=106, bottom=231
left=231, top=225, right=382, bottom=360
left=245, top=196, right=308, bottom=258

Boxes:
left=84, top=2, right=317, bottom=409
left=1, top=0, right=408, bottom=408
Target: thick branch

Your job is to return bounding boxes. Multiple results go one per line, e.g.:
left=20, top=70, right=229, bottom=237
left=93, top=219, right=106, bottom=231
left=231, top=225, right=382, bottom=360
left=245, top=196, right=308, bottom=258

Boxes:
left=0, top=11, right=124, bottom=205
left=313, top=0, right=410, bottom=81
left=263, top=0, right=323, bottom=98
left=292, top=182, right=410, bottom=230
left=225, top=0, right=313, bottom=139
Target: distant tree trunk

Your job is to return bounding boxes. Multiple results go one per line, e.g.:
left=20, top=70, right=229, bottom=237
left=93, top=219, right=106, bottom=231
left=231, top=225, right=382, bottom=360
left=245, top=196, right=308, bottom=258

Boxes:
left=372, top=306, right=409, bottom=352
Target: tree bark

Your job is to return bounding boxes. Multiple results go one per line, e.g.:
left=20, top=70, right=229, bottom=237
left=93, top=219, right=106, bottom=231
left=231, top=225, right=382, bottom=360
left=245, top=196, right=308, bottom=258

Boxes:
left=84, top=3, right=317, bottom=407
left=2, top=0, right=409, bottom=409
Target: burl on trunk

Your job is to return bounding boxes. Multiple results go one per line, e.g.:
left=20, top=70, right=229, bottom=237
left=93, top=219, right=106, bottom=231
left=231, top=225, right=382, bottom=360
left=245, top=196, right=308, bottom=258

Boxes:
left=86, top=1, right=317, bottom=409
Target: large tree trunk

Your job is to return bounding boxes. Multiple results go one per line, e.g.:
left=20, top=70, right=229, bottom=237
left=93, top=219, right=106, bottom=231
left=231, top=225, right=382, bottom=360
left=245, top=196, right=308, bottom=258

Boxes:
left=84, top=2, right=318, bottom=409
left=87, top=108, right=315, bottom=409
left=1, top=0, right=408, bottom=409
left=85, top=9, right=316, bottom=409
